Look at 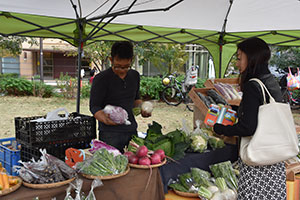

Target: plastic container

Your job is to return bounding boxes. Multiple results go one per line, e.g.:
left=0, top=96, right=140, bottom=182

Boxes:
left=20, top=138, right=92, bottom=162
left=15, top=112, right=96, bottom=145
left=0, top=137, right=20, bottom=176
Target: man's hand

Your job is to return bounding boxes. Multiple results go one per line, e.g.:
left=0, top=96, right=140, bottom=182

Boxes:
left=94, top=110, right=117, bottom=125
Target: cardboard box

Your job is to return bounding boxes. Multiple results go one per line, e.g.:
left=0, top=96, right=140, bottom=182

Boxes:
left=204, top=78, right=241, bottom=106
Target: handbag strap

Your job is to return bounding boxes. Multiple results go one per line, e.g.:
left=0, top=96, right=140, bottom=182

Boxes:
left=250, top=78, right=275, bottom=104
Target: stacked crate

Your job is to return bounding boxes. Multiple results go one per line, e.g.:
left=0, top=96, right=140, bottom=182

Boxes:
left=15, top=112, right=96, bottom=161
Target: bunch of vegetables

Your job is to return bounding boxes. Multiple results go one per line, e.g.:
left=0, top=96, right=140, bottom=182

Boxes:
left=188, top=122, right=225, bottom=153
left=16, top=149, right=76, bottom=184
left=77, top=148, right=128, bottom=176
left=124, top=142, right=166, bottom=166
left=128, top=121, right=190, bottom=160
left=214, top=83, right=241, bottom=101
left=209, top=161, right=238, bottom=191
left=168, top=164, right=237, bottom=200
left=88, top=139, right=121, bottom=156
left=0, top=163, right=20, bottom=191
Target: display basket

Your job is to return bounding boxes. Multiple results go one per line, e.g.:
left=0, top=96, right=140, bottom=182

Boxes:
left=173, top=189, right=199, bottom=198
left=129, top=158, right=167, bottom=169
left=15, top=112, right=96, bottom=146
left=0, top=137, right=20, bottom=176
left=81, top=165, right=130, bottom=180
left=22, top=177, right=76, bottom=189
left=0, top=177, right=22, bottom=196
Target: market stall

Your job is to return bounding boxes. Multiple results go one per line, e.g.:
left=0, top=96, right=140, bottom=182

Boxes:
left=2, top=168, right=164, bottom=200
left=159, top=144, right=238, bottom=193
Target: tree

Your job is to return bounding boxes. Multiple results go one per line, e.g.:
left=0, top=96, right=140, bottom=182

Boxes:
left=0, top=36, right=37, bottom=57
left=136, top=42, right=188, bottom=74
left=66, top=41, right=113, bottom=72
left=269, top=46, right=300, bottom=70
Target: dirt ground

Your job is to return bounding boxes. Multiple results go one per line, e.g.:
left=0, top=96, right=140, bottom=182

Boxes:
left=0, top=96, right=299, bottom=139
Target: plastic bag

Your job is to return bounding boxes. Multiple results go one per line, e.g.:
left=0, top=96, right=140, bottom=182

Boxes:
left=103, top=105, right=131, bottom=125
left=181, top=118, right=191, bottom=137
left=31, top=107, right=69, bottom=122
left=85, top=179, right=103, bottom=200
left=64, top=186, right=74, bottom=200
left=287, top=67, right=300, bottom=91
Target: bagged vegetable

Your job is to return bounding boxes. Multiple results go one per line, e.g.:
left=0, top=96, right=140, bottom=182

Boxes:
left=209, top=161, right=238, bottom=191
left=141, top=101, right=154, bottom=114
left=85, top=179, right=103, bottom=200
left=103, top=105, right=131, bottom=125
left=89, top=139, right=121, bottom=156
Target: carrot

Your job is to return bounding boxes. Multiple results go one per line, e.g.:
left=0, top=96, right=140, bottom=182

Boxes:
left=0, top=173, right=4, bottom=190
left=2, top=173, right=9, bottom=190
left=8, top=178, right=19, bottom=186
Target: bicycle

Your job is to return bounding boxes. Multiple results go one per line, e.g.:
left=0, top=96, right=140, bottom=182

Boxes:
left=161, top=66, right=198, bottom=111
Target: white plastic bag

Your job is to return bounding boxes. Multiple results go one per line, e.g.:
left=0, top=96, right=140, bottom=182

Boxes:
left=103, top=105, right=131, bottom=125
left=31, top=108, right=69, bottom=122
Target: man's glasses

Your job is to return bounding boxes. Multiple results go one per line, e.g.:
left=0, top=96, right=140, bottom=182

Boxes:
left=113, top=65, right=131, bottom=71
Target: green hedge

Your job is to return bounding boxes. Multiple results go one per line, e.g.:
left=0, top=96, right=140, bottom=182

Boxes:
left=0, top=77, right=54, bottom=97
left=0, top=76, right=206, bottom=100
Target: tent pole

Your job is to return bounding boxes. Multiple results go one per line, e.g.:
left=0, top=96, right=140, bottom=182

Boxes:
left=219, top=44, right=222, bottom=78
left=39, top=38, right=44, bottom=82
left=76, top=42, right=82, bottom=114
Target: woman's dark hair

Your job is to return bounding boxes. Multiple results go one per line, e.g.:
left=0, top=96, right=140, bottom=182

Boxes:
left=237, top=37, right=271, bottom=90
left=111, top=41, right=133, bottom=60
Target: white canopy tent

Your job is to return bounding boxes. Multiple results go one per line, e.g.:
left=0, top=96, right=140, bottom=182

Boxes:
left=2, top=0, right=300, bottom=111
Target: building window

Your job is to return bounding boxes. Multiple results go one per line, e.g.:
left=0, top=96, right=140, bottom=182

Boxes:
left=42, top=52, right=53, bottom=78
left=1, top=57, right=20, bottom=74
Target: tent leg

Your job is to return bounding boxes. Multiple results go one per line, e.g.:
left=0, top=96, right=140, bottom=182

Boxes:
left=76, top=43, right=82, bottom=113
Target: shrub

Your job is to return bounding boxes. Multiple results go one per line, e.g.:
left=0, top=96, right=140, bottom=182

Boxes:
left=56, top=73, right=77, bottom=99
left=140, top=76, right=165, bottom=100
left=0, top=77, right=33, bottom=96
left=0, top=73, right=19, bottom=79
left=32, top=82, right=54, bottom=98
left=81, top=83, right=91, bottom=98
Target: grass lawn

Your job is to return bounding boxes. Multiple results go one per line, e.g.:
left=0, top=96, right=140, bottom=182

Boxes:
left=1, top=96, right=299, bottom=139
left=0, top=96, right=194, bottom=139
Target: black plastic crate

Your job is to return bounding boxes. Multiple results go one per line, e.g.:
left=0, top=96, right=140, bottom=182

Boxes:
left=20, top=138, right=92, bottom=162
left=15, top=112, right=96, bottom=146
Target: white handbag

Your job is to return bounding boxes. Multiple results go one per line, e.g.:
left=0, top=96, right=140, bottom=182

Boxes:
left=240, top=78, right=299, bottom=166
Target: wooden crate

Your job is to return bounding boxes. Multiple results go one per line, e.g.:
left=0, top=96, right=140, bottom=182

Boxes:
left=204, top=78, right=241, bottom=106
left=188, top=87, right=213, bottom=121
left=189, top=87, right=238, bottom=145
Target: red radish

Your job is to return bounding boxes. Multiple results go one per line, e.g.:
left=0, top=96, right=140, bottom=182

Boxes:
left=136, top=145, right=148, bottom=158
left=154, top=149, right=166, bottom=160
left=128, top=155, right=139, bottom=164
left=123, top=151, right=134, bottom=159
left=150, top=153, right=161, bottom=164
left=138, top=156, right=151, bottom=165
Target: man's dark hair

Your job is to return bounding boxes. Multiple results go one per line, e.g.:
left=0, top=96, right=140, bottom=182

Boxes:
left=111, top=41, right=133, bottom=60
left=237, top=37, right=271, bottom=90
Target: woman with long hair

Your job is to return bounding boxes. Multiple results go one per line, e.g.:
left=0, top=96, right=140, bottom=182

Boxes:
left=213, top=37, right=286, bottom=199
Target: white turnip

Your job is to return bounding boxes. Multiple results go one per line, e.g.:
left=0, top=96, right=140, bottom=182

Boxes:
left=150, top=153, right=161, bottom=164
left=138, top=157, right=151, bottom=165
left=141, top=101, right=153, bottom=114
left=136, top=145, right=148, bottom=158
